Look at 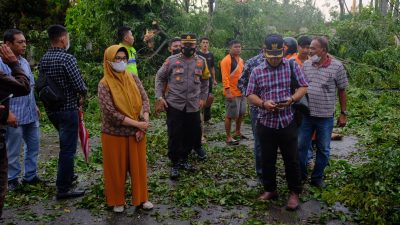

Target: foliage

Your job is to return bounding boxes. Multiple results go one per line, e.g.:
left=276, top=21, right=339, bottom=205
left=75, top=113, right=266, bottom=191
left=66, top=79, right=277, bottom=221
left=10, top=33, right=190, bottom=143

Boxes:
left=327, top=8, right=400, bottom=60
left=210, top=0, right=324, bottom=57
left=319, top=88, right=400, bottom=224
left=0, top=0, right=70, bottom=33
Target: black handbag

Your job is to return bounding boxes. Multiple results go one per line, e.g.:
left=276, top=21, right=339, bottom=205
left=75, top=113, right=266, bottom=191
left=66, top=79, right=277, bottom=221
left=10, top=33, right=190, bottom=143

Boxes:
left=36, top=71, right=65, bottom=109
left=289, top=60, right=310, bottom=115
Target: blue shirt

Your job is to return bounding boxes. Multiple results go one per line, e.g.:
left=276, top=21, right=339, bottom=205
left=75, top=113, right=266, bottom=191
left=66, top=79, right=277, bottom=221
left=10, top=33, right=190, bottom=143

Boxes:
left=0, top=57, right=38, bottom=125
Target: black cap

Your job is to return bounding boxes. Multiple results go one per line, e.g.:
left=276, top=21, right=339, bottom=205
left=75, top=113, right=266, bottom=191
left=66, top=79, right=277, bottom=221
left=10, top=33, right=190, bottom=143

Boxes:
left=264, top=34, right=284, bottom=58
left=181, top=33, right=197, bottom=44
left=283, top=37, right=298, bottom=55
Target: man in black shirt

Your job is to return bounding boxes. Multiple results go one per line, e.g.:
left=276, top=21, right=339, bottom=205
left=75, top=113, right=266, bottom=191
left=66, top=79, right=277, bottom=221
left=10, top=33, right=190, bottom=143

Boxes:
left=196, top=37, right=216, bottom=122
left=39, top=25, right=87, bottom=199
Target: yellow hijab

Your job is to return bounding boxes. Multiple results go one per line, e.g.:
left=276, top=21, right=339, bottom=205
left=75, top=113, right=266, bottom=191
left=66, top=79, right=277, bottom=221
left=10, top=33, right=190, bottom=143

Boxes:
left=100, top=45, right=142, bottom=120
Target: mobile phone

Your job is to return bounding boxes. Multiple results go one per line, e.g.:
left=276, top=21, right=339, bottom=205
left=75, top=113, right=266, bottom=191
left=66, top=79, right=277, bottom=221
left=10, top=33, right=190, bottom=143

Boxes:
left=276, top=100, right=287, bottom=104
left=0, top=94, right=13, bottom=104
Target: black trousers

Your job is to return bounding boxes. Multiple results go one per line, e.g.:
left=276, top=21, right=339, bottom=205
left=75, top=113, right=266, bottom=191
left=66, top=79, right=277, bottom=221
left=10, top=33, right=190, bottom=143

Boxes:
left=0, top=126, right=7, bottom=217
left=203, top=77, right=213, bottom=122
left=257, top=121, right=302, bottom=194
left=166, top=106, right=201, bottom=164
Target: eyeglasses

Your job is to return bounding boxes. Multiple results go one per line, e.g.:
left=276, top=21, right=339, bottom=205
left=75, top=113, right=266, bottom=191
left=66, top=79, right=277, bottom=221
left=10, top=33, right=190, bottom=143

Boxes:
left=114, top=57, right=128, bottom=62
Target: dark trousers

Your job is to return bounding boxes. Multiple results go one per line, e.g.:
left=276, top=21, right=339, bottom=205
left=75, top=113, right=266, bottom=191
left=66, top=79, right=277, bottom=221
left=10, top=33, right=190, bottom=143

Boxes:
left=0, top=126, right=7, bottom=217
left=166, top=106, right=201, bottom=165
left=47, top=110, right=78, bottom=193
left=257, top=121, right=302, bottom=194
left=203, top=77, right=213, bottom=122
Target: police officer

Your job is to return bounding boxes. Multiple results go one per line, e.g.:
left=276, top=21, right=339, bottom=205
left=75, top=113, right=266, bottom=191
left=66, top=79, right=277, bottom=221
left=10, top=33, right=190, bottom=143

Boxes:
left=155, top=33, right=209, bottom=180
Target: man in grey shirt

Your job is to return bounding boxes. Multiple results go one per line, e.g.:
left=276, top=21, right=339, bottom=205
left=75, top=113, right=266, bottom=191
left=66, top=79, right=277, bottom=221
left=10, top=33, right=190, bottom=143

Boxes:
left=298, top=37, right=348, bottom=188
left=155, top=33, right=209, bottom=180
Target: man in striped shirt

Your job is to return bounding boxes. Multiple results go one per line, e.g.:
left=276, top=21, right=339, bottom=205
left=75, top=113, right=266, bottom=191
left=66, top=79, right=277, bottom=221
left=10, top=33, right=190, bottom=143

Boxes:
left=0, top=29, right=43, bottom=191
left=247, top=34, right=308, bottom=210
left=298, top=37, right=348, bottom=188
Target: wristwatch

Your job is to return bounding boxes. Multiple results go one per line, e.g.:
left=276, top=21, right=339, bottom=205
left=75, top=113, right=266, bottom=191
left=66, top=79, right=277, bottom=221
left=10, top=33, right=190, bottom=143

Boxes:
left=340, top=111, right=348, bottom=116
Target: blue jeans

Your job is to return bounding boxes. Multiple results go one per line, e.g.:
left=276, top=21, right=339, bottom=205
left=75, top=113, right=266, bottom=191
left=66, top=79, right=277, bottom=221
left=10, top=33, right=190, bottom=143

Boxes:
left=47, top=110, right=78, bottom=193
left=6, top=121, right=40, bottom=181
left=298, top=115, right=333, bottom=182
left=250, top=107, right=262, bottom=180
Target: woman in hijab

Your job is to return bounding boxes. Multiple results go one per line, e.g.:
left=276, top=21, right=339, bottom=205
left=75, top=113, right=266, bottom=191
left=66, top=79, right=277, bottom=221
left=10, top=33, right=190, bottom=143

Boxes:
left=98, top=45, right=152, bottom=213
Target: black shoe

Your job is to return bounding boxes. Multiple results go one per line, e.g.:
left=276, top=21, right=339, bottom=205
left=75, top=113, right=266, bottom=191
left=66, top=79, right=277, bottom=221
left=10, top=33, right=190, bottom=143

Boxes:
left=22, top=176, right=46, bottom=185
left=194, top=147, right=207, bottom=160
left=170, top=166, right=180, bottom=180
left=180, top=161, right=195, bottom=172
left=8, top=179, right=21, bottom=191
left=56, top=189, right=85, bottom=200
left=310, top=180, right=326, bottom=188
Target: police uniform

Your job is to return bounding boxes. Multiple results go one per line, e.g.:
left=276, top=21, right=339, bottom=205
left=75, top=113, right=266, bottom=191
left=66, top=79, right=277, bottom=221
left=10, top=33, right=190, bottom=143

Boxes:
left=155, top=34, right=209, bottom=172
left=119, top=43, right=138, bottom=76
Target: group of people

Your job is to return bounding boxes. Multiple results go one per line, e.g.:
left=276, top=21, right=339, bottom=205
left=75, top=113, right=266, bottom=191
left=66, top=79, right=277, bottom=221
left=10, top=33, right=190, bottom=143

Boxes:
left=239, top=34, right=348, bottom=210
left=157, top=32, right=348, bottom=211
left=0, top=23, right=348, bottom=217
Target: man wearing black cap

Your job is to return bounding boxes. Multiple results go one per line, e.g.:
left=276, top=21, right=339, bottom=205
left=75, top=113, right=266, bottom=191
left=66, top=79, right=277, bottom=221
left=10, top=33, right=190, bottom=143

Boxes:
left=155, top=33, right=210, bottom=180
left=246, top=34, right=308, bottom=210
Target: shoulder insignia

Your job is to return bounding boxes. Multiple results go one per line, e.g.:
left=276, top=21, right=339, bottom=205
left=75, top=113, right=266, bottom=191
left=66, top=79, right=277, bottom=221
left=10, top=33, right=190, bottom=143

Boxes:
left=196, top=59, right=203, bottom=67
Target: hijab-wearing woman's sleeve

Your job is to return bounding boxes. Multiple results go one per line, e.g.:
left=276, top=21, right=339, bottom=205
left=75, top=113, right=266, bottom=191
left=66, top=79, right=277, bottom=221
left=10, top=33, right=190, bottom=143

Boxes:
left=98, top=81, right=126, bottom=125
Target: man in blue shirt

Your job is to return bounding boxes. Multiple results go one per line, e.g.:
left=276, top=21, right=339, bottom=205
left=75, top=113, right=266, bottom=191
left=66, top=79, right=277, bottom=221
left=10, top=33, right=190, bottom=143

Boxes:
left=0, top=29, right=43, bottom=191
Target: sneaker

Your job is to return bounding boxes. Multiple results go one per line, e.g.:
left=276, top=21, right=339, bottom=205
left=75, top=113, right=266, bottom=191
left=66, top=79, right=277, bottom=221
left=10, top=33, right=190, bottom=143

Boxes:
left=170, top=166, right=180, bottom=180
left=8, top=179, right=21, bottom=191
left=194, top=147, right=207, bottom=160
left=180, top=161, right=195, bottom=172
left=142, top=201, right=154, bottom=210
left=310, top=180, right=326, bottom=188
left=113, top=205, right=124, bottom=213
left=22, top=176, right=46, bottom=185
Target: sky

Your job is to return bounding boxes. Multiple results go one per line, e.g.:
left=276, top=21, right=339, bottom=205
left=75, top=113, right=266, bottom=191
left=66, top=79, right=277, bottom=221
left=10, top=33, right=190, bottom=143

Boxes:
left=315, top=0, right=371, bottom=20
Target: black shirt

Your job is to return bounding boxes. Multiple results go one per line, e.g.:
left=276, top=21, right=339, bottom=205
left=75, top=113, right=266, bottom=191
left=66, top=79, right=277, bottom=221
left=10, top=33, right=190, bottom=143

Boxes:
left=196, top=51, right=215, bottom=71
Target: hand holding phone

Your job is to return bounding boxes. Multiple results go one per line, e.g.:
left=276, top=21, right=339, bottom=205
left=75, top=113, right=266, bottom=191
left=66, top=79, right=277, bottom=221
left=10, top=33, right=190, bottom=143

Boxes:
left=275, top=99, right=290, bottom=109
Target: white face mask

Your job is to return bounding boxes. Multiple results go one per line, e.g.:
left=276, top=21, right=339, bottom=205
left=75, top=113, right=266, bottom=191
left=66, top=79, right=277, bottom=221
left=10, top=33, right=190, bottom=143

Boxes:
left=310, top=54, right=321, bottom=63
left=109, top=61, right=127, bottom=72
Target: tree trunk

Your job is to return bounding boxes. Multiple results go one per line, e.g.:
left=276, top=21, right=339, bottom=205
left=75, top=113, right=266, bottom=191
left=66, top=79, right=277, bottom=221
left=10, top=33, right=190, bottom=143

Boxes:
left=208, top=0, right=214, bottom=14
left=339, top=0, right=345, bottom=18
left=359, top=0, right=363, bottom=12
left=395, top=0, right=400, bottom=17
left=389, top=0, right=394, bottom=16
left=375, top=0, right=379, bottom=12
left=380, top=0, right=388, bottom=16
left=183, top=0, right=189, bottom=13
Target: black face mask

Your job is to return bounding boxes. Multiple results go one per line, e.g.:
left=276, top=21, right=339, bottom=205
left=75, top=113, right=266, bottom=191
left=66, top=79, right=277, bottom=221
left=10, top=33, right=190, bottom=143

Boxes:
left=181, top=47, right=195, bottom=57
left=172, top=48, right=181, bottom=55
